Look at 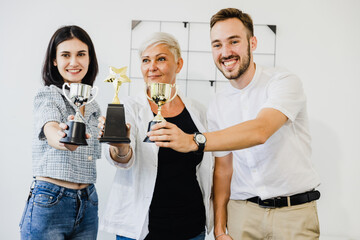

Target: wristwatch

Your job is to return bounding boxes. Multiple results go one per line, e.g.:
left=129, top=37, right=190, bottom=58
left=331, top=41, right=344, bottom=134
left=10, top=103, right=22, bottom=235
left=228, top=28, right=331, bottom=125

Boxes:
left=194, top=132, right=206, bottom=154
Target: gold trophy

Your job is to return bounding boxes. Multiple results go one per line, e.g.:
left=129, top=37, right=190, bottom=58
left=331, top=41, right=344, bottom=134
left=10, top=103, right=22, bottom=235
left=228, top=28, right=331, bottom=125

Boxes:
left=143, top=82, right=177, bottom=143
left=99, top=66, right=131, bottom=143
left=60, top=83, right=98, bottom=145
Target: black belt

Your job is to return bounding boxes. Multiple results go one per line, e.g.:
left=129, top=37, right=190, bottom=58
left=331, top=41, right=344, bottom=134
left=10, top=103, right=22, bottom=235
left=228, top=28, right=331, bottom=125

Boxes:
left=247, top=190, right=320, bottom=208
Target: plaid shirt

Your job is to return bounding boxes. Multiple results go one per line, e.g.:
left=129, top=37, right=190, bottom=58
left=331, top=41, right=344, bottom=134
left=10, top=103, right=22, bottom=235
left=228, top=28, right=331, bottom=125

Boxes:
left=32, top=85, right=101, bottom=184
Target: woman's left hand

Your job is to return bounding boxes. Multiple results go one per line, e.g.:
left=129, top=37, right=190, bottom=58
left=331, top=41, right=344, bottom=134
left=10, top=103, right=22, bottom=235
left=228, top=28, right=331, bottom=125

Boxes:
left=147, top=121, right=198, bottom=153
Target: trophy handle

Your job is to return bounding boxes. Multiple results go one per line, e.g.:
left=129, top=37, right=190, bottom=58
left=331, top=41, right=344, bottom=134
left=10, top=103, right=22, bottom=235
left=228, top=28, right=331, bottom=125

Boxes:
left=145, top=83, right=153, bottom=102
left=62, top=83, right=72, bottom=103
left=86, top=86, right=98, bottom=105
left=168, top=84, right=178, bottom=102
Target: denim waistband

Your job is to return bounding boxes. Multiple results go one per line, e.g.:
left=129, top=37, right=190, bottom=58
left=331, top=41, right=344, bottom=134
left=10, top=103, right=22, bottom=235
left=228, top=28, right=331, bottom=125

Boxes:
left=30, top=180, right=95, bottom=199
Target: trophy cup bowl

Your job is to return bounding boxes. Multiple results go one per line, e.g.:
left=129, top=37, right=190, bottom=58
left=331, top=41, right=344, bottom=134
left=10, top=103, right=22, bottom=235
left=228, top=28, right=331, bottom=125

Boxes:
left=143, top=82, right=177, bottom=143
left=60, top=82, right=98, bottom=146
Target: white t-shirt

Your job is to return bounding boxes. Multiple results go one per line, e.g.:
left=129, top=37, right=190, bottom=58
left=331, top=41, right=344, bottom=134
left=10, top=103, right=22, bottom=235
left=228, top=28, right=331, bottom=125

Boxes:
left=207, top=65, right=320, bottom=200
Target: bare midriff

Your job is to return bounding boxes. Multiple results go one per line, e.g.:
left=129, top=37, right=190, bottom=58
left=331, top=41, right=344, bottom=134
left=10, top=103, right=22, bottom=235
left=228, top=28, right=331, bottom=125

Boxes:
left=36, top=176, right=89, bottom=190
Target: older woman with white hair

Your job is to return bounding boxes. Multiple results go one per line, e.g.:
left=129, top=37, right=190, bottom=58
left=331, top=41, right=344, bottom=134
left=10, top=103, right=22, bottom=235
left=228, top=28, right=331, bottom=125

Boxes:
left=98, top=32, right=213, bottom=240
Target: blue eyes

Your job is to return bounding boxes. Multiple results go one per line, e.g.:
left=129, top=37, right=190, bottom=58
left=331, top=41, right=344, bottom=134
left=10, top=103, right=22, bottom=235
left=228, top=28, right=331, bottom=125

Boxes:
left=142, top=57, right=166, bottom=63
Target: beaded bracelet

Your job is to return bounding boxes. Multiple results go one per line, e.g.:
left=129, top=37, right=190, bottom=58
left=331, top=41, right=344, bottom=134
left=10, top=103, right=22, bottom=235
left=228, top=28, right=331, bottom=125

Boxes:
left=115, top=147, right=132, bottom=159
left=215, top=233, right=226, bottom=239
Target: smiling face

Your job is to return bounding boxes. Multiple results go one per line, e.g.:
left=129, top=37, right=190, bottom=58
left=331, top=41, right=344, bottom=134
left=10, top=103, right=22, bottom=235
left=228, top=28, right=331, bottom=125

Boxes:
left=210, top=18, right=257, bottom=82
left=140, top=43, right=183, bottom=85
left=53, top=38, right=90, bottom=84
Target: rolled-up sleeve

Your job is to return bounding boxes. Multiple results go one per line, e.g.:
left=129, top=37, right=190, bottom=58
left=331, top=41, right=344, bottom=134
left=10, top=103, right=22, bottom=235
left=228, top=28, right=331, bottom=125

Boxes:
left=103, top=144, right=135, bottom=169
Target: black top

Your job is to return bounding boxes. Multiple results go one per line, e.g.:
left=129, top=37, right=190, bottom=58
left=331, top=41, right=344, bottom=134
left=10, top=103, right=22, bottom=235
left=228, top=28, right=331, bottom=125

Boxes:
left=145, top=108, right=205, bottom=240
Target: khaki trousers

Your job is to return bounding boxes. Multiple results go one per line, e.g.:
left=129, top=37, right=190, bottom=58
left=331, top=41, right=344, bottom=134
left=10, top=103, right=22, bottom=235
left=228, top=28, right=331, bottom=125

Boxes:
left=227, top=199, right=320, bottom=240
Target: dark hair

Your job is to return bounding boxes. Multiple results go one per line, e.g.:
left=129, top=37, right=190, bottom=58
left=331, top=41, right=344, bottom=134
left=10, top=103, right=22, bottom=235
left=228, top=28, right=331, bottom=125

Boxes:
left=210, top=8, right=254, bottom=39
left=42, top=25, right=98, bottom=88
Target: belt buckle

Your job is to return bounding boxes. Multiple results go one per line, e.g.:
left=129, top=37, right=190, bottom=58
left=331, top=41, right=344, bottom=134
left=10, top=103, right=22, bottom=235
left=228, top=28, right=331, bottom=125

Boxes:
left=258, top=198, right=276, bottom=208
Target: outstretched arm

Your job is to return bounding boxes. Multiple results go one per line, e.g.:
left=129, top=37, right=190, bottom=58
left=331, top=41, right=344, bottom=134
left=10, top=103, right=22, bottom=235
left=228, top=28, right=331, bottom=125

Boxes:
left=148, top=107, right=288, bottom=153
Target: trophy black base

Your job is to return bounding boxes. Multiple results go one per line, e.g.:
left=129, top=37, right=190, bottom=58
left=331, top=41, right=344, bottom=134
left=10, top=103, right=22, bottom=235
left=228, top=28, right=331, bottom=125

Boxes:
left=99, top=137, right=131, bottom=143
left=60, top=121, right=88, bottom=146
left=99, top=104, right=131, bottom=144
left=143, top=121, right=161, bottom=143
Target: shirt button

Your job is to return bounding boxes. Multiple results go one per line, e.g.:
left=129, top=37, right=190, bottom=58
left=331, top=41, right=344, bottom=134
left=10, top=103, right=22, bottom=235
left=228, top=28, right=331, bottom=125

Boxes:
left=88, top=156, right=93, bottom=160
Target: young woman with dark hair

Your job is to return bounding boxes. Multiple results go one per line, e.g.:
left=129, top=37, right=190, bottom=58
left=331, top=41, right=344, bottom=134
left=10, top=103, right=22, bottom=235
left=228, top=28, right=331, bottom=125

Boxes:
left=19, top=25, right=101, bottom=240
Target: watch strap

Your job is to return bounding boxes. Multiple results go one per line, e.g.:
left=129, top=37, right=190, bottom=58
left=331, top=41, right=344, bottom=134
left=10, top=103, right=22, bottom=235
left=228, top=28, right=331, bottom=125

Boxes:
left=194, top=132, right=205, bottom=154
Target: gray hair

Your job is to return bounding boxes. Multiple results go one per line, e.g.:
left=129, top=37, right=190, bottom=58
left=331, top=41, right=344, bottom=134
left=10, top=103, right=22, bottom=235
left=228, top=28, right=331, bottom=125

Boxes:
left=138, top=32, right=182, bottom=62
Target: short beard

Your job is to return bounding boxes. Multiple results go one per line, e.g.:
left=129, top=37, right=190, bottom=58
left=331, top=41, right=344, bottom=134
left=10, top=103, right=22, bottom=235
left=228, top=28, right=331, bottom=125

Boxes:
left=217, top=41, right=251, bottom=80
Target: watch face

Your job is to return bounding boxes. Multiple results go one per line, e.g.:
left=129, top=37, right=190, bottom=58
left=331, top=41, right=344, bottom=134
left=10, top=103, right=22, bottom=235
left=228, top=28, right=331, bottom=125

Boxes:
left=196, top=134, right=206, bottom=144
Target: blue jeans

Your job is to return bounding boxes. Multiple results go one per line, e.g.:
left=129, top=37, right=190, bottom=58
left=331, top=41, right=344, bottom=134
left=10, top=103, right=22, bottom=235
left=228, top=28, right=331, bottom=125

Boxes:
left=116, top=230, right=206, bottom=240
left=19, top=180, right=98, bottom=240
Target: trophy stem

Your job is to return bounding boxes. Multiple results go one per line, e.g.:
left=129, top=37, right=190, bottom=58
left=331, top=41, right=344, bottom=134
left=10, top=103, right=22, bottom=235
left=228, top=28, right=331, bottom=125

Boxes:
left=157, top=106, right=162, bottom=117
left=73, top=110, right=84, bottom=122
left=153, top=106, right=165, bottom=122
left=112, top=95, right=120, bottom=104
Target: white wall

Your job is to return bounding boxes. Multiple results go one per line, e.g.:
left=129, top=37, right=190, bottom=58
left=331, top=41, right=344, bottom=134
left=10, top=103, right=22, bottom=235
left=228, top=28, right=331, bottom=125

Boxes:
left=1, top=0, right=359, bottom=239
